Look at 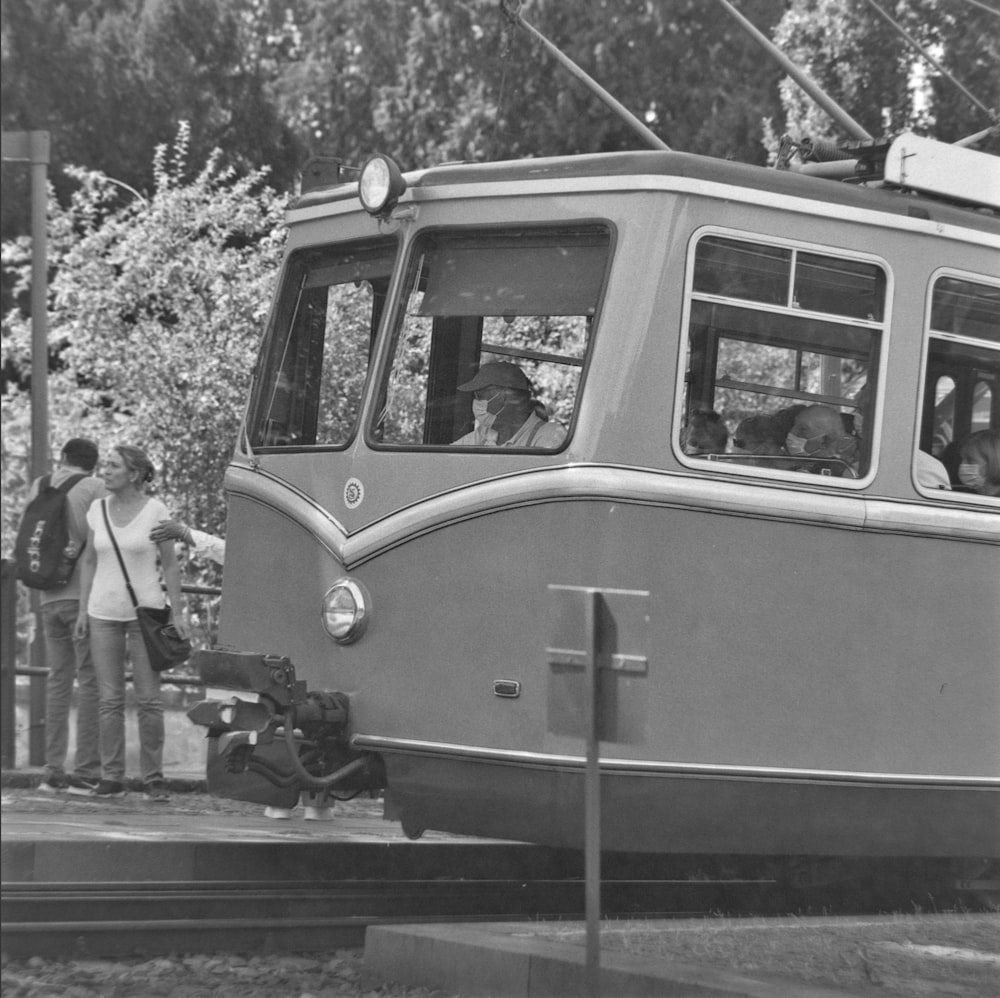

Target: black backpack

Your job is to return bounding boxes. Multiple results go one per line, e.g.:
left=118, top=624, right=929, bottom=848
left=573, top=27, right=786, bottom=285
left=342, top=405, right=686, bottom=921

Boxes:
left=14, top=474, right=88, bottom=589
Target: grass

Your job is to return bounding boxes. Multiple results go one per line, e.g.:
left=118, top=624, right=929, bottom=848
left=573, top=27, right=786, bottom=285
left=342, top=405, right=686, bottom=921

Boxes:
left=512, top=913, right=1000, bottom=997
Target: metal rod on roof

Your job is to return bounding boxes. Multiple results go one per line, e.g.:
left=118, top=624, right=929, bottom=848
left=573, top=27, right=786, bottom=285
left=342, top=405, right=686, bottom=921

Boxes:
left=504, top=2, right=671, bottom=151
left=712, top=0, right=874, bottom=142
left=954, top=123, right=999, bottom=148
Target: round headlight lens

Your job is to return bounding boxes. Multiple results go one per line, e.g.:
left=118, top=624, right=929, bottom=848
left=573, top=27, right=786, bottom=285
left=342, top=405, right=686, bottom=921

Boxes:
left=358, top=154, right=406, bottom=215
left=321, top=578, right=370, bottom=644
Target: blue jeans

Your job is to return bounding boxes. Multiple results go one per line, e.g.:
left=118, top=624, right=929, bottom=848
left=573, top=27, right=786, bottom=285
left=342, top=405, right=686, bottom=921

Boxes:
left=41, top=600, right=100, bottom=781
left=89, top=616, right=164, bottom=784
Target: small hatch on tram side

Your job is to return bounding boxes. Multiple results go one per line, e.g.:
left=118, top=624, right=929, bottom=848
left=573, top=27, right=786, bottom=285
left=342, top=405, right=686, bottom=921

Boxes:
left=371, top=225, right=612, bottom=451
left=677, top=231, right=888, bottom=484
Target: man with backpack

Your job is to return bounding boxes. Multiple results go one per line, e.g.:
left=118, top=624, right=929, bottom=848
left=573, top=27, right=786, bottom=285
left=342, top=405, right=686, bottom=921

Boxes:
left=16, top=438, right=106, bottom=793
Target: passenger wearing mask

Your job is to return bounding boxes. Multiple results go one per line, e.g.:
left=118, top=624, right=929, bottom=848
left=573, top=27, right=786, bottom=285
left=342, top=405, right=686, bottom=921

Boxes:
left=957, top=428, right=1000, bottom=496
left=785, top=405, right=860, bottom=475
left=453, top=362, right=566, bottom=448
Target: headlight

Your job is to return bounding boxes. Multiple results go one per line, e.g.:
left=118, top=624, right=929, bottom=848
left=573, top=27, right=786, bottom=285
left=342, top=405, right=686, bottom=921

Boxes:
left=358, top=153, right=406, bottom=217
left=321, top=578, right=370, bottom=644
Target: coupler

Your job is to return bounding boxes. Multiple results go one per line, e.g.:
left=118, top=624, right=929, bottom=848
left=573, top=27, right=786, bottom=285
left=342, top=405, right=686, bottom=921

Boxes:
left=187, top=649, right=384, bottom=808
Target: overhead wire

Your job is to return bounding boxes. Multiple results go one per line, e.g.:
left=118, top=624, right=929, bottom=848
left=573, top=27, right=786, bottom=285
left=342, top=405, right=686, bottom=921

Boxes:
left=859, top=0, right=999, bottom=125
left=948, top=0, right=1000, bottom=18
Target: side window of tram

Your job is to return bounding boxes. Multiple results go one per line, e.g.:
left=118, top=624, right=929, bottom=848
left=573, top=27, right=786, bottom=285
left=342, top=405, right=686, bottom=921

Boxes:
left=248, top=242, right=395, bottom=449
left=373, top=227, right=609, bottom=449
left=918, top=276, right=1000, bottom=498
left=680, top=235, right=885, bottom=480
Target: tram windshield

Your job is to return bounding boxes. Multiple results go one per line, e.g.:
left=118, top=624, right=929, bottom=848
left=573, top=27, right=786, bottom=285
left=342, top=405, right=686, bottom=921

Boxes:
left=372, top=226, right=610, bottom=449
left=680, top=233, right=886, bottom=480
left=248, top=239, right=396, bottom=450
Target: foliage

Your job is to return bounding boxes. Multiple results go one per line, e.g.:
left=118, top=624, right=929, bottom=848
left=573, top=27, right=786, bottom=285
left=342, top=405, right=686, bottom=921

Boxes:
left=774, top=0, right=1000, bottom=152
left=274, top=0, right=788, bottom=168
left=0, top=0, right=304, bottom=240
left=2, top=125, right=287, bottom=564
left=4, top=0, right=996, bottom=245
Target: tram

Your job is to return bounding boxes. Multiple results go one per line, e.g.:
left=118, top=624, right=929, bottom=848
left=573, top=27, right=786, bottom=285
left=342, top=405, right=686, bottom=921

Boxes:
left=187, top=9, right=1000, bottom=862
left=188, top=130, right=999, bottom=860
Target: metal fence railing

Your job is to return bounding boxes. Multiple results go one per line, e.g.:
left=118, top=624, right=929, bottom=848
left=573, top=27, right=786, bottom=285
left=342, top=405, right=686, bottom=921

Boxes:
left=0, top=558, right=220, bottom=769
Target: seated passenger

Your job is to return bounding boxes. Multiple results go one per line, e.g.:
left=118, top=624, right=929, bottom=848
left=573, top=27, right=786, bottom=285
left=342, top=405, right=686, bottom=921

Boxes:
left=682, top=407, right=728, bottom=455
left=453, top=362, right=567, bottom=448
left=957, top=428, right=1000, bottom=496
left=915, top=449, right=951, bottom=491
left=733, top=414, right=781, bottom=455
left=785, top=405, right=860, bottom=474
left=733, top=405, right=805, bottom=456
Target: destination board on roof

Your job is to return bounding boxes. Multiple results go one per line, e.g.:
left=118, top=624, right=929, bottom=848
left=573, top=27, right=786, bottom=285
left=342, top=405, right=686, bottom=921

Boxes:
left=883, top=133, right=1000, bottom=210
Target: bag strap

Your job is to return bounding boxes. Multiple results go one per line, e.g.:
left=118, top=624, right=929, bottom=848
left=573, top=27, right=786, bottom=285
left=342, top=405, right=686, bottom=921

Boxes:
left=56, top=473, right=87, bottom=494
left=101, top=499, right=139, bottom=609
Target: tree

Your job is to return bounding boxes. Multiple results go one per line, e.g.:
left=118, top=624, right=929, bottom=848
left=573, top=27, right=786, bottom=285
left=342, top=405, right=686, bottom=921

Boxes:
left=774, top=0, right=999, bottom=152
left=1, top=125, right=287, bottom=561
left=274, top=0, right=789, bottom=169
left=0, top=0, right=304, bottom=242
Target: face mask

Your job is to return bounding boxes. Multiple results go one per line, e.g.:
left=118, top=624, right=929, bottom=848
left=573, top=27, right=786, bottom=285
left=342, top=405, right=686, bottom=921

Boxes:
left=785, top=433, right=809, bottom=456
left=472, top=390, right=505, bottom=432
left=472, top=397, right=498, bottom=432
left=958, top=462, right=986, bottom=491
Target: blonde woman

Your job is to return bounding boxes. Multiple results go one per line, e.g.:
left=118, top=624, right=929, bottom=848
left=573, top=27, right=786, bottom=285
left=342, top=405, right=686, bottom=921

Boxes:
left=75, top=445, right=188, bottom=800
left=958, top=428, right=1000, bottom=497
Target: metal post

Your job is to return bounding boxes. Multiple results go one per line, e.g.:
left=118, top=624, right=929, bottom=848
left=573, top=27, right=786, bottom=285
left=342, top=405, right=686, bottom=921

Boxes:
left=547, top=584, right=648, bottom=998
left=29, top=132, right=51, bottom=768
left=583, top=589, right=601, bottom=998
left=28, top=607, right=46, bottom=765
left=28, top=131, right=50, bottom=484
left=3, top=130, right=52, bottom=770
left=1, top=560, right=18, bottom=768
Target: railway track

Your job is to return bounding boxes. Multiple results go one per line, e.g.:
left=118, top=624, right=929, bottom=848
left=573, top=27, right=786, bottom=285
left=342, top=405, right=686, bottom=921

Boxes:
left=1, top=877, right=780, bottom=957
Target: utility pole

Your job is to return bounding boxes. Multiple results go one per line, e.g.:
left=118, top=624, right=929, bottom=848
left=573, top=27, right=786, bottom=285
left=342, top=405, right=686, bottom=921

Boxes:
left=2, top=130, right=51, bottom=482
left=3, top=130, right=52, bottom=766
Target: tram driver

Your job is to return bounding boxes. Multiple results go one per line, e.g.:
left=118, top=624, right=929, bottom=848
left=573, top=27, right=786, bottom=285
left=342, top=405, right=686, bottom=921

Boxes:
left=453, top=362, right=567, bottom=448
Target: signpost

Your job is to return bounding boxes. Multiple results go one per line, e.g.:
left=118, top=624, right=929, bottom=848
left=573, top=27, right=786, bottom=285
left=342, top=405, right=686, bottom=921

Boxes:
left=3, top=130, right=51, bottom=766
left=547, top=584, right=650, bottom=998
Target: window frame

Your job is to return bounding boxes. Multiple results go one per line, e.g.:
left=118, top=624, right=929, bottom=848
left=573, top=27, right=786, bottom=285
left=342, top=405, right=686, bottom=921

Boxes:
left=913, top=267, right=1000, bottom=503
left=246, top=236, right=400, bottom=454
left=366, top=221, right=615, bottom=452
left=674, top=226, right=892, bottom=490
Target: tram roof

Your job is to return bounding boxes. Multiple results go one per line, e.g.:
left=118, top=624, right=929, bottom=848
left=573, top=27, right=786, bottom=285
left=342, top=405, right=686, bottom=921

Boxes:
left=292, top=149, right=1000, bottom=237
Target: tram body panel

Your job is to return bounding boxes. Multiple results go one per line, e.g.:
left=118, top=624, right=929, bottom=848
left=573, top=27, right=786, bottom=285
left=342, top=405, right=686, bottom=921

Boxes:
left=204, top=151, right=999, bottom=857
left=221, top=486, right=998, bottom=773
left=245, top=186, right=996, bottom=528
left=218, top=472, right=999, bottom=857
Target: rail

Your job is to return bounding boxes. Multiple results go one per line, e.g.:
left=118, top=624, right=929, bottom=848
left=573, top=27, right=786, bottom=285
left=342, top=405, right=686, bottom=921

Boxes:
left=0, top=877, right=783, bottom=959
left=0, top=558, right=219, bottom=768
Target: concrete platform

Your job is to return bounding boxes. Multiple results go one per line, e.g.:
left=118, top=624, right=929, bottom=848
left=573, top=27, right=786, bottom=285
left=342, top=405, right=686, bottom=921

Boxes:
left=1, top=779, right=571, bottom=885
left=365, top=916, right=1000, bottom=998
left=364, top=921, right=863, bottom=998
left=6, top=775, right=996, bottom=998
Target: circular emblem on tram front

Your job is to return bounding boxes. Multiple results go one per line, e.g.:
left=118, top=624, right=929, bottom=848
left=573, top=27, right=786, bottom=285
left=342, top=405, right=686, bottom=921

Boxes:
left=344, top=477, right=365, bottom=509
